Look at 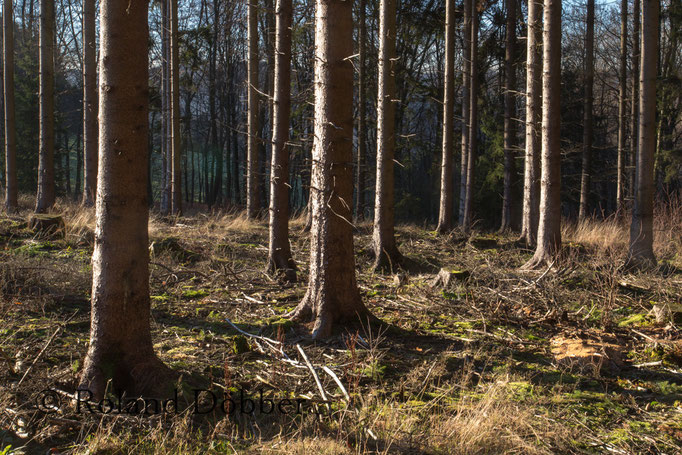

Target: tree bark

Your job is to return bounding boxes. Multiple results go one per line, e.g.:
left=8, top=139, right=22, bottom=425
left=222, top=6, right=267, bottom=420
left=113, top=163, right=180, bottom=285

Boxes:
left=355, top=0, right=367, bottom=220
left=80, top=0, right=173, bottom=400
left=629, top=0, right=639, bottom=202
left=500, top=0, right=517, bottom=231
left=523, top=0, right=562, bottom=269
left=170, top=0, right=182, bottom=215
left=160, top=0, right=171, bottom=215
left=436, top=0, right=455, bottom=234
left=267, top=0, right=296, bottom=281
left=616, top=0, right=627, bottom=213
left=578, top=0, right=594, bottom=221
left=246, top=0, right=260, bottom=218
left=35, top=0, right=55, bottom=213
left=288, top=0, right=372, bottom=339
left=462, top=4, right=479, bottom=233
left=519, top=0, right=542, bottom=246
left=458, top=0, right=472, bottom=225
left=627, top=0, right=658, bottom=267
left=3, top=0, right=17, bottom=211
left=82, top=0, right=97, bottom=206
left=372, top=0, right=403, bottom=271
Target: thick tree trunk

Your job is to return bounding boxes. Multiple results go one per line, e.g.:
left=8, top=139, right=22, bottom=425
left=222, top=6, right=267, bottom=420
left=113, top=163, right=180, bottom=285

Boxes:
left=578, top=0, right=594, bottom=221
left=82, top=0, right=97, bottom=206
left=35, top=0, right=55, bottom=213
left=500, top=0, right=517, bottom=231
left=462, top=4, right=479, bottom=233
left=629, top=0, right=639, bottom=202
left=170, top=0, right=182, bottom=215
left=3, top=0, right=17, bottom=211
left=246, top=0, right=260, bottom=219
left=436, top=0, right=455, bottom=234
left=267, top=0, right=296, bottom=281
left=519, top=0, right=542, bottom=246
left=627, top=0, right=658, bottom=267
left=616, top=0, right=627, bottom=213
left=458, top=0, right=472, bottom=225
left=355, top=0, right=367, bottom=220
left=523, top=0, right=562, bottom=269
left=80, top=0, right=173, bottom=400
left=372, top=0, right=403, bottom=271
left=288, top=0, right=372, bottom=339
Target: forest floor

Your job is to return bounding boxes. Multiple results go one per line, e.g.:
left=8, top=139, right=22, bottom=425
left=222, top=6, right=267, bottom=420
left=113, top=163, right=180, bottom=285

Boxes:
left=1, top=197, right=682, bottom=454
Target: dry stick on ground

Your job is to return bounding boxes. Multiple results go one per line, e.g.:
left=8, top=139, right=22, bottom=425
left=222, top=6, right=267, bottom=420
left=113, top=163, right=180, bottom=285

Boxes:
left=296, top=344, right=331, bottom=413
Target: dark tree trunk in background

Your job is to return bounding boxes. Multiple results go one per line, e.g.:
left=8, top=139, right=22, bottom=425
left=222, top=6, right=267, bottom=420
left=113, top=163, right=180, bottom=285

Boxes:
left=246, top=0, right=260, bottom=218
left=629, top=0, right=640, bottom=202
left=3, top=0, right=17, bottom=211
left=462, top=3, right=479, bottom=233
left=616, top=0, right=627, bottom=213
left=355, top=0, right=367, bottom=220
left=500, top=0, right=517, bottom=231
left=170, top=0, right=182, bottom=215
left=459, top=0, right=472, bottom=225
left=82, top=0, right=97, bottom=206
left=578, top=0, right=594, bottom=221
left=35, top=0, right=55, bottom=213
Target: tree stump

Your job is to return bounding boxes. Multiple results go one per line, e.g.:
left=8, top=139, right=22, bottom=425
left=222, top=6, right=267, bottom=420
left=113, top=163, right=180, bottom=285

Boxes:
left=28, top=214, right=65, bottom=238
left=429, top=268, right=470, bottom=289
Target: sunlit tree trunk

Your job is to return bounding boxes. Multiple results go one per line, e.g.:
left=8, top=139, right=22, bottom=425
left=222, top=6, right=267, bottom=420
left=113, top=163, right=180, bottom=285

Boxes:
left=500, top=0, right=517, bottom=231
left=629, top=0, right=639, bottom=202
left=458, top=0, right=472, bottom=225
left=82, top=0, right=97, bottom=206
left=616, top=0, right=627, bottom=213
left=3, top=0, right=17, bottom=211
left=35, top=0, right=55, bottom=213
left=246, top=0, right=260, bottom=218
left=578, top=0, right=594, bottom=221
left=355, top=0, right=367, bottom=220
left=462, top=3, right=478, bottom=233
left=170, top=0, right=182, bottom=215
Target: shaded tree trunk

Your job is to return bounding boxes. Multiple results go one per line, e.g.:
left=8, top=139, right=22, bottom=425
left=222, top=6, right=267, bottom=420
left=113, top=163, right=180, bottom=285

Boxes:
left=627, top=0, right=658, bottom=267
left=436, top=0, right=455, bottom=233
left=500, top=0, right=517, bottom=231
left=355, top=0, right=367, bottom=220
left=82, top=0, right=97, bottom=206
left=160, top=0, right=171, bottom=215
left=458, top=0, right=472, bottom=225
left=616, top=0, right=627, bottom=213
left=3, top=0, right=17, bottom=211
left=523, top=0, right=562, bottom=269
left=287, top=0, right=372, bottom=339
left=578, top=0, right=594, bottom=221
left=629, top=0, right=639, bottom=202
left=246, top=0, right=260, bottom=218
left=35, top=0, right=55, bottom=213
left=79, top=0, right=173, bottom=400
left=462, top=4, right=479, bottom=233
left=170, top=0, right=182, bottom=215
left=267, top=0, right=296, bottom=281
left=519, top=0, right=542, bottom=246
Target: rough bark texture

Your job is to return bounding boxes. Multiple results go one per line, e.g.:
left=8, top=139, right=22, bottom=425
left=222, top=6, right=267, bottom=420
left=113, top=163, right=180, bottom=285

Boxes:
left=629, top=0, right=639, bottom=201
left=627, top=0, right=658, bottom=267
left=523, top=0, right=561, bottom=269
left=519, top=0, right=542, bottom=246
left=170, top=0, right=182, bottom=215
left=458, top=0, right=472, bottom=225
left=616, top=0, right=627, bottom=213
left=462, top=4, right=479, bottom=233
left=3, top=0, right=17, bottom=211
left=80, top=0, right=173, bottom=399
left=246, top=0, right=260, bottom=219
left=355, top=0, right=367, bottom=220
left=578, top=0, right=594, bottom=221
left=500, top=0, right=517, bottom=231
left=82, top=0, right=97, bottom=206
left=372, top=0, right=403, bottom=271
left=288, top=0, right=371, bottom=339
left=35, top=0, right=55, bottom=213
left=267, top=0, right=296, bottom=281
left=436, top=0, right=455, bottom=234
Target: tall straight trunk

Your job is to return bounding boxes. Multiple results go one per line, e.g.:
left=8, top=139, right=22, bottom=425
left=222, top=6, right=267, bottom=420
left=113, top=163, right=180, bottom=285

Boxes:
left=3, top=0, right=17, bottom=211
left=64, top=134, right=71, bottom=194
left=519, top=0, right=542, bottom=246
left=207, top=0, right=219, bottom=206
left=616, top=0, right=627, bottom=212
left=170, top=0, right=182, bottom=215
left=246, top=0, right=260, bottom=218
left=462, top=4, right=479, bottom=233
left=82, top=0, right=97, bottom=206
left=74, top=128, right=82, bottom=199
left=160, top=0, right=170, bottom=214
left=523, top=0, right=561, bottom=269
left=436, top=0, right=455, bottom=233
left=35, top=0, right=55, bottom=213
left=458, top=0, right=472, bottom=225
left=372, top=0, right=402, bottom=271
left=288, top=0, right=372, bottom=339
left=500, top=0, right=517, bottom=231
left=80, top=0, right=173, bottom=400
left=267, top=0, right=296, bottom=281
left=629, top=0, right=639, bottom=201
left=627, top=0, right=658, bottom=267
left=578, top=0, right=594, bottom=220
left=355, top=0, right=367, bottom=220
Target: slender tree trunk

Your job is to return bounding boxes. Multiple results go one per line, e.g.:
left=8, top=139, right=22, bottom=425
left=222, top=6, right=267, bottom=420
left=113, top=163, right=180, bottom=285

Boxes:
left=627, top=0, right=658, bottom=267
left=519, top=0, right=542, bottom=246
left=355, top=0, right=367, bottom=220
left=74, top=128, right=82, bottom=200
left=523, top=0, right=562, bottom=269
left=287, top=0, right=372, bottom=339
left=436, top=0, right=455, bottom=233
left=372, top=0, right=402, bottom=271
left=459, top=0, right=472, bottom=225
left=462, top=4, right=479, bottom=233
left=170, top=0, right=182, bottom=215
left=160, top=0, right=170, bottom=214
left=80, top=0, right=173, bottom=400
left=267, top=0, right=296, bottom=281
left=616, top=0, right=627, bottom=213
left=629, top=0, right=639, bottom=202
left=82, top=0, right=97, bottom=206
left=246, top=0, right=260, bottom=218
left=500, top=0, right=517, bottom=231
left=578, top=0, right=594, bottom=221
left=3, top=0, right=17, bottom=211
left=35, top=0, right=55, bottom=213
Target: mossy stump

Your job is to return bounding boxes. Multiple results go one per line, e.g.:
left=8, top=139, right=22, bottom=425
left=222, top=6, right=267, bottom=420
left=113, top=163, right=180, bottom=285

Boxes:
left=28, top=214, right=65, bottom=238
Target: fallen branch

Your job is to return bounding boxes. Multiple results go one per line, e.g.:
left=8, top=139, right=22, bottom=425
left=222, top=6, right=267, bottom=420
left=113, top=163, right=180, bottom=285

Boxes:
left=296, top=344, right=331, bottom=413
